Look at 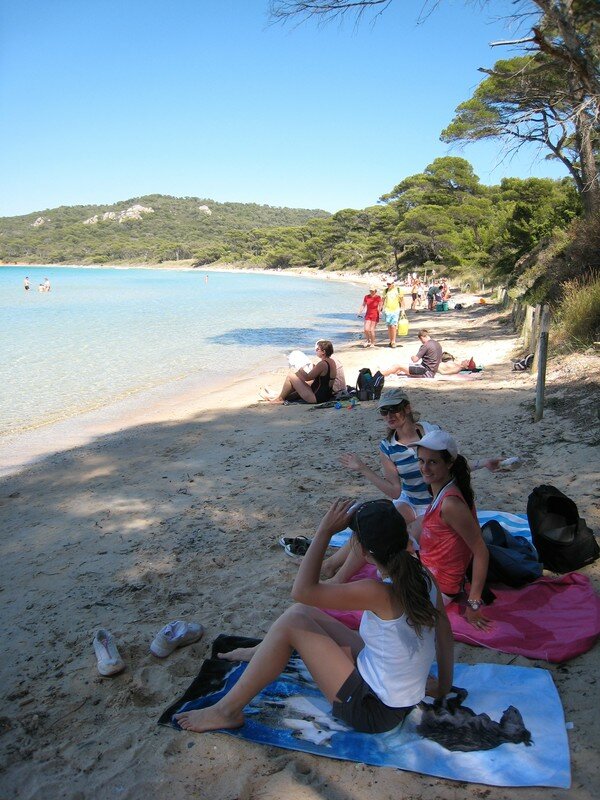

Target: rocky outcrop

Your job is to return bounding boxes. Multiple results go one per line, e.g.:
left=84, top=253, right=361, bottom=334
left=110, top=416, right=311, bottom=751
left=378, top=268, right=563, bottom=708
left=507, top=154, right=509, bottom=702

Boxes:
left=83, top=205, right=154, bottom=225
left=198, top=205, right=212, bottom=215
left=32, top=217, right=48, bottom=227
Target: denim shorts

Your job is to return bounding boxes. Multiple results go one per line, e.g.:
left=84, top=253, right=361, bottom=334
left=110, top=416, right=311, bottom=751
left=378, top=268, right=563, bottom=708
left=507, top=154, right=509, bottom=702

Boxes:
left=332, top=670, right=413, bottom=734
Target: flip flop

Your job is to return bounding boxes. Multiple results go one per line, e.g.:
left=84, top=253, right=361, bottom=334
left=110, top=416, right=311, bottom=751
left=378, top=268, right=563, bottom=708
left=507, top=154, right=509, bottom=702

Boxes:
left=279, top=536, right=312, bottom=557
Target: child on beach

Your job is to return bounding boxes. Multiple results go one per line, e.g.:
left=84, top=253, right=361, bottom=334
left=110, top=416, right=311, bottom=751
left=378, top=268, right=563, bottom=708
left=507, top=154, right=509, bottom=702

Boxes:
left=175, top=498, right=454, bottom=735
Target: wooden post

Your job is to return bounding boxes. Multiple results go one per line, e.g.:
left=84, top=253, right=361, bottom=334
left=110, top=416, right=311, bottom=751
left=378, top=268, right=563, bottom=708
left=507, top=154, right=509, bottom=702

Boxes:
left=534, top=305, right=551, bottom=423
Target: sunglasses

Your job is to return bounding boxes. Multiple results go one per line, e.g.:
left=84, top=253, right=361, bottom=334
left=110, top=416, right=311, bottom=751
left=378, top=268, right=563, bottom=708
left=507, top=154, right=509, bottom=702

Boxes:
left=379, top=404, right=406, bottom=417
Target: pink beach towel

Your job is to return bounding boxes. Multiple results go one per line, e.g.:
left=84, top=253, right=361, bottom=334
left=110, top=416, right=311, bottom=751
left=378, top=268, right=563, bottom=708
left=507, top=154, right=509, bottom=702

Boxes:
left=447, top=573, right=600, bottom=663
left=324, top=571, right=600, bottom=663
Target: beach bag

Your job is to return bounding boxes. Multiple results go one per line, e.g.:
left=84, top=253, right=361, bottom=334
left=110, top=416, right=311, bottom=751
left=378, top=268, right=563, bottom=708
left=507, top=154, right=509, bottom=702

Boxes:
left=397, top=312, right=409, bottom=336
left=527, top=485, right=599, bottom=573
left=372, top=370, right=385, bottom=400
left=356, top=368, right=375, bottom=401
left=512, top=354, right=534, bottom=371
left=481, top=520, right=542, bottom=587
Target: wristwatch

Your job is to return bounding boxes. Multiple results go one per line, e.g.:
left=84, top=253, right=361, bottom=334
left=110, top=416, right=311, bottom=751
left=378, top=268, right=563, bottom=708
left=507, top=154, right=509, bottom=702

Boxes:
left=467, top=599, right=483, bottom=611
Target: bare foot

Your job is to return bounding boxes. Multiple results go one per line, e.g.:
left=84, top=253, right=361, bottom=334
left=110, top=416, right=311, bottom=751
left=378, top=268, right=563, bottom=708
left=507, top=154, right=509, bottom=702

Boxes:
left=258, top=387, right=275, bottom=401
left=174, top=704, right=244, bottom=733
left=217, top=645, right=258, bottom=662
left=267, top=397, right=284, bottom=404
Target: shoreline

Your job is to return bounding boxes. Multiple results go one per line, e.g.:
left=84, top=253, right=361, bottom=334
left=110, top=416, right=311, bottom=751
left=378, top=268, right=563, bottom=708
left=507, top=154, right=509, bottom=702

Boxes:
left=0, top=267, right=413, bottom=478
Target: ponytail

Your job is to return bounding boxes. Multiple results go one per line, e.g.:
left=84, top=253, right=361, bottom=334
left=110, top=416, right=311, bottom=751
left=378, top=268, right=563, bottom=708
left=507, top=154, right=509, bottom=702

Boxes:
left=449, top=454, right=475, bottom=509
left=387, top=550, right=438, bottom=637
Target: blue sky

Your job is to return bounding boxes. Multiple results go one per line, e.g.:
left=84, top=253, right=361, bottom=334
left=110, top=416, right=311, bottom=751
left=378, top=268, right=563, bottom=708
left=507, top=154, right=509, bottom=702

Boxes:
left=0, top=0, right=564, bottom=217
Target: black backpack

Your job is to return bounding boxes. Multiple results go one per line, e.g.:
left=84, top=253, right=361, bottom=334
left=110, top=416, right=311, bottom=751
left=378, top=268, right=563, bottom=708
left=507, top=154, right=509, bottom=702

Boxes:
left=527, top=485, right=599, bottom=573
left=356, top=368, right=385, bottom=401
left=481, top=520, right=542, bottom=587
left=512, top=354, right=534, bottom=371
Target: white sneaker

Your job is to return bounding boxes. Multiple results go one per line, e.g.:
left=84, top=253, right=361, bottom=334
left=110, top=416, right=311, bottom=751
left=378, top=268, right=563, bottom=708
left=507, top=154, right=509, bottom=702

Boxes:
left=150, top=620, right=204, bottom=658
left=93, top=629, right=125, bottom=676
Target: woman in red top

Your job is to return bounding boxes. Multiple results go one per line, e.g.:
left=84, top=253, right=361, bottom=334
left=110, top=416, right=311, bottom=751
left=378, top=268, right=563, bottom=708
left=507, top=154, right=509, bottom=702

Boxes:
left=358, top=286, right=382, bottom=348
left=409, top=429, right=491, bottom=630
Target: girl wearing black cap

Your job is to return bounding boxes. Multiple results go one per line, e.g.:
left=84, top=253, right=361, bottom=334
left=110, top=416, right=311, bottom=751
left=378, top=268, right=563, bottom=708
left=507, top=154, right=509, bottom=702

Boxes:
left=175, top=498, right=453, bottom=736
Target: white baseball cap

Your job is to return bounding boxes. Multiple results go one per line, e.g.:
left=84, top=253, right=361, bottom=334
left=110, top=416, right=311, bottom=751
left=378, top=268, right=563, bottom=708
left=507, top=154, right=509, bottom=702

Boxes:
left=408, top=430, right=459, bottom=458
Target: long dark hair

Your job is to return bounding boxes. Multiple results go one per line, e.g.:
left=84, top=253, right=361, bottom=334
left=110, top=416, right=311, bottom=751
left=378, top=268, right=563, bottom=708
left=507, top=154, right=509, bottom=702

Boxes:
left=351, top=500, right=438, bottom=637
left=439, top=451, right=475, bottom=509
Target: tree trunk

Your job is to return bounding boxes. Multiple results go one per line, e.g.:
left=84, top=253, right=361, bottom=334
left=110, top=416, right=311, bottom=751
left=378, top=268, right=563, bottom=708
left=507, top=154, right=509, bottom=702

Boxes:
left=575, top=111, right=600, bottom=216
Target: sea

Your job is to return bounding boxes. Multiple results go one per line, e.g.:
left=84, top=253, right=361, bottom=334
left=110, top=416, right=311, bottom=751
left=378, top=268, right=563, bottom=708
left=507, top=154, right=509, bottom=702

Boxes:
left=1, top=265, right=362, bottom=448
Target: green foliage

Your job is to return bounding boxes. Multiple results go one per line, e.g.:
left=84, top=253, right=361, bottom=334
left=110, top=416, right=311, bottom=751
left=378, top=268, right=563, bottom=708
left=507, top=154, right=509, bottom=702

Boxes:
left=0, top=194, right=330, bottom=265
left=553, top=273, right=600, bottom=348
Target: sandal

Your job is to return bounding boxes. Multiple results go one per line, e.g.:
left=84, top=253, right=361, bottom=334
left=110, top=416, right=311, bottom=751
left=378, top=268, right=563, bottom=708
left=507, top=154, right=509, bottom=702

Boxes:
left=279, top=536, right=312, bottom=558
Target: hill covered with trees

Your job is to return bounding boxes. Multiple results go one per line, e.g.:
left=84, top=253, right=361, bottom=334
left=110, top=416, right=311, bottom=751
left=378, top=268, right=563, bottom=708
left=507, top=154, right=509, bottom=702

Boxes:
left=0, top=194, right=330, bottom=265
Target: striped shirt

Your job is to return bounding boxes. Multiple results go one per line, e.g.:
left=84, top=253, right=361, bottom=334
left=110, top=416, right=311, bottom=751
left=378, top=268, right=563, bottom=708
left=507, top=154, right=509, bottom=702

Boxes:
left=379, top=421, right=439, bottom=512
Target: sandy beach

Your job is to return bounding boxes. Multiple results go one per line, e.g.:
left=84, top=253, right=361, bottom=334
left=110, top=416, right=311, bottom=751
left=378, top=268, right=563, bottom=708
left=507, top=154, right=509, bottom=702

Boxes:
left=1, top=291, right=599, bottom=800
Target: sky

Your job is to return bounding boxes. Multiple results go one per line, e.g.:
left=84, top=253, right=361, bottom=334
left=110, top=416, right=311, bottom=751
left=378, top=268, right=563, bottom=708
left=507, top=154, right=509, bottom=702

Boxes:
left=0, top=0, right=566, bottom=217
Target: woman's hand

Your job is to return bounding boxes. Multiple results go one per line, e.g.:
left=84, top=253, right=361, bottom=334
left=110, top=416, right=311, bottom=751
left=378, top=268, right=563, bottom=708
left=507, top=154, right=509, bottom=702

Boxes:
left=465, top=605, right=492, bottom=631
left=316, top=498, right=356, bottom=538
left=340, top=452, right=365, bottom=472
left=425, top=676, right=449, bottom=700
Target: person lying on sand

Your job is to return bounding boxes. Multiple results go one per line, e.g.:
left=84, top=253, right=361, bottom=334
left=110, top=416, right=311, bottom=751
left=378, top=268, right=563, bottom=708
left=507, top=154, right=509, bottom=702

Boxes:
left=174, top=498, right=454, bottom=735
left=260, top=340, right=337, bottom=405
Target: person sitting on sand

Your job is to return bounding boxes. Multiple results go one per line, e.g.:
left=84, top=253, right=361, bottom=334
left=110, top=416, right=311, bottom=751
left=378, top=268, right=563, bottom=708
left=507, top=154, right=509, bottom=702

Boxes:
left=260, top=340, right=337, bottom=405
left=174, top=498, right=454, bottom=735
left=381, top=329, right=443, bottom=379
left=407, top=430, right=491, bottom=630
left=325, top=389, right=499, bottom=584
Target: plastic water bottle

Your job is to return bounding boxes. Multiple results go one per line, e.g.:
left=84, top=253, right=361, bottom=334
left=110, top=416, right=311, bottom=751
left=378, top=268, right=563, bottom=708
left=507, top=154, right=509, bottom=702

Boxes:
left=498, top=457, right=521, bottom=470
left=335, top=401, right=342, bottom=410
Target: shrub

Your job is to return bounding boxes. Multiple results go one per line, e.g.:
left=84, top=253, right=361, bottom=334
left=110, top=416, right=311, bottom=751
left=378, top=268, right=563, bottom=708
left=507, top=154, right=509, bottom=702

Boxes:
left=553, top=273, right=600, bottom=347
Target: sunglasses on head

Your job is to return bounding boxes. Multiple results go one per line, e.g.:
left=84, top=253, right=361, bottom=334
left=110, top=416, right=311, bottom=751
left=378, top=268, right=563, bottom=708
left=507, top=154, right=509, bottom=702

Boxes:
left=379, top=404, right=406, bottom=416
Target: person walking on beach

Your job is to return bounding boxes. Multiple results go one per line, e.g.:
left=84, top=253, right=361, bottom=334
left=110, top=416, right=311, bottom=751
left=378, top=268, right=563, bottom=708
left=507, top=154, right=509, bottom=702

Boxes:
left=381, top=329, right=443, bottom=379
left=358, top=286, right=382, bottom=348
left=382, top=276, right=404, bottom=348
left=174, top=498, right=454, bottom=735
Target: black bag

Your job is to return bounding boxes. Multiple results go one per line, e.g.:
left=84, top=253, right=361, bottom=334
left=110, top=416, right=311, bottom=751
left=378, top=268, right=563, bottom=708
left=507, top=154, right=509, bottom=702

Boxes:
left=356, top=368, right=375, bottom=401
left=481, top=520, right=542, bottom=587
left=372, top=370, right=385, bottom=400
left=527, top=485, right=599, bottom=573
left=512, top=354, right=534, bottom=371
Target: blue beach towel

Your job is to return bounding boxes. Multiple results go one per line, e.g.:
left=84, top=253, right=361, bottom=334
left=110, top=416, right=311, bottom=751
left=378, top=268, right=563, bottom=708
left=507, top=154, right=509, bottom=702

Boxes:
left=330, top=510, right=532, bottom=549
left=160, top=635, right=570, bottom=788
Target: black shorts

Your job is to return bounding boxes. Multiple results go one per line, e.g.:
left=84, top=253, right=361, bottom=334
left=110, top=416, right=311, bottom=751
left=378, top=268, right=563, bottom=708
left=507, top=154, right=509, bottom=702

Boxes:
left=409, top=364, right=435, bottom=377
left=332, top=670, right=413, bottom=734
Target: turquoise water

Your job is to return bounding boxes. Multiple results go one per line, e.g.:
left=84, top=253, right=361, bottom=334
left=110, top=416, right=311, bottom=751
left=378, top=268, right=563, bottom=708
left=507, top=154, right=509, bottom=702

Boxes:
left=0, top=266, right=360, bottom=437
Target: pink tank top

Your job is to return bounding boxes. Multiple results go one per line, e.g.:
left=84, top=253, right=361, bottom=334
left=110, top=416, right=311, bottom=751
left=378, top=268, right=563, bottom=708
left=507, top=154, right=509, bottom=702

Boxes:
left=419, top=484, right=477, bottom=596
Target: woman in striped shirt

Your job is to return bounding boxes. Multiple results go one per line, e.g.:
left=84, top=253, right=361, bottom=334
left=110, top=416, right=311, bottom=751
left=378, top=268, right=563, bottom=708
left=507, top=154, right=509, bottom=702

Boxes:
left=324, top=389, right=498, bottom=581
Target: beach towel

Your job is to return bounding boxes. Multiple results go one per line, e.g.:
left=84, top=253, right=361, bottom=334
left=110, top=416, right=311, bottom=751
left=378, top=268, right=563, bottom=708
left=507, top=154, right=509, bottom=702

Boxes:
left=446, top=572, right=600, bottom=663
left=160, top=635, right=570, bottom=788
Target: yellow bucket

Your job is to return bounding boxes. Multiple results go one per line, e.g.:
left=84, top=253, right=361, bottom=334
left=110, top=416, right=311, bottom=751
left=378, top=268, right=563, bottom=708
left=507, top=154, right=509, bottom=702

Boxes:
left=397, top=314, right=409, bottom=336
